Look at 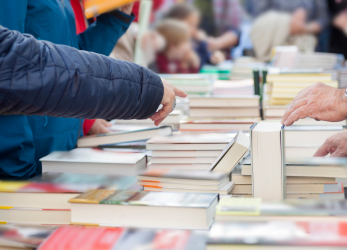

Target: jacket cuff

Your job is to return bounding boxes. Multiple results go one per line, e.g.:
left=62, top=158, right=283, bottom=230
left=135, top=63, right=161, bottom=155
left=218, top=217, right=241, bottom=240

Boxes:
left=109, top=10, right=135, bottom=24
left=142, top=71, right=164, bottom=119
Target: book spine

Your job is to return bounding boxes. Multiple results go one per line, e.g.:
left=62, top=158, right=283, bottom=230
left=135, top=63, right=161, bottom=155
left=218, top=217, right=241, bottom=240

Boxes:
left=281, top=125, right=286, bottom=199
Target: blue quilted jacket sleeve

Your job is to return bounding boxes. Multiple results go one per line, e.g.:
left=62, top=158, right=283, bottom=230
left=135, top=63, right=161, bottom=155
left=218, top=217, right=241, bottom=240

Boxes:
left=0, top=25, right=164, bottom=120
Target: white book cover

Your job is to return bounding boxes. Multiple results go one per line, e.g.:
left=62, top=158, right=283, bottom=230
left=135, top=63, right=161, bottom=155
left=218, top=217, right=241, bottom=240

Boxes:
left=147, top=132, right=236, bottom=144
left=40, top=148, right=145, bottom=164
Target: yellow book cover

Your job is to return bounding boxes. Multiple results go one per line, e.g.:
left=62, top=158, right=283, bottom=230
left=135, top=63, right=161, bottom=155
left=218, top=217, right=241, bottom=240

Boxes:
left=272, top=81, right=338, bottom=89
left=216, top=198, right=262, bottom=216
left=0, top=181, right=30, bottom=192
left=84, top=0, right=140, bottom=19
left=69, top=189, right=115, bottom=204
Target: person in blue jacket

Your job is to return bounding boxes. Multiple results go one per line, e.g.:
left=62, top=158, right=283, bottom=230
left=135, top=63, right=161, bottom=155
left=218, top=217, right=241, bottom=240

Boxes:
left=0, top=25, right=184, bottom=141
left=0, top=0, right=136, bottom=179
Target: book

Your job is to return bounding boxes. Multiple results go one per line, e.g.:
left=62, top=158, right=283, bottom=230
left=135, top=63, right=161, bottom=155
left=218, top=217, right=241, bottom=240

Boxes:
left=144, top=181, right=234, bottom=195
left=251, top=121, right=285, bottom=201
left=152, top=150, right=222, bottom=158
left=137, top=169, right=228, bottom=186
left=189, top=107, right=260, bottom=118
left=207, top=220, right=347, bottom=249
left=146, top=132, right=235, bottom=151
left=189, top=96, right=260, bottom=108
left=209, top=132, right=250, bottom=174
left=77, top=126, right=172, bottom=148
left=285, top=125, right=343, bottom=147
left=230, top=183, right=344, bottom=196
left=242, top=157, right=347, bottom=178
left=40, top=148, right=147, bottom=175
left=147, top=163, right=211, bottom=171
left=266, top=73, right=333, bottom=83
left=84, top=0, right=140, bottom=19
left=215, top=197, right=347, bottom=222
left=69, top=190, right=218, bottom=229
left=113, top=110, right=182, bottom=126
left=39, top=226, right=206, bottom=250
left=0, top=225, right=53, bottom=249
left=179, top=119, right=257, bottom=132
left=0, top=173, right=139, bottom=210
left=150, top=157, right=216, bottom=164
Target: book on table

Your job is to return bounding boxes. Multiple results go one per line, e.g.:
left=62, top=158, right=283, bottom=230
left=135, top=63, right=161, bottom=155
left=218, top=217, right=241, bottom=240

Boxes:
left=137, top=169, right=232, bottom=194
left=209, top=131, right=250, bottom=174
left=207, top=220, right=347, bottom=249
left=77, top=126, right=172, bottom=148
left=40, top=148, right=147, bottom=175
left=38, top=226, right=206, bottom=250
left=69, top=189, right=218, bottom=229
left=0, top=173, right=139, bottom=225
left=251, top=121, right=285, bottom=201
left=179, top=119, right=258, bottom=132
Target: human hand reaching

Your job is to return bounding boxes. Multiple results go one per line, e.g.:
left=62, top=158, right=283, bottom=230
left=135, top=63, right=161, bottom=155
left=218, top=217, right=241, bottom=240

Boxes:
left=281, top=82, right=347, bottom=126
left=314, top=131, right=347, bottom=157
left=87, top=119, right=112, bottom=135
left=150, top=79, right=187, bottom=126
left=119, top=3, right=134, bottom=15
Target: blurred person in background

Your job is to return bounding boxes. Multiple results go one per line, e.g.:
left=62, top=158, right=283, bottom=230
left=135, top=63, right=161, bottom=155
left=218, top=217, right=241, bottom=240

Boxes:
left=0, top=0, right=134, bottom=179
left=328, top=0, right=347, bottom=59
left=246, top=0, right=329, bottom=52
left=155, top=19, right=200, bottom=74
left=165, top=3, right=226, bottom=68
left=188, top=0, right=242, bottom=55
left=110, top=0, right=166, bottom=64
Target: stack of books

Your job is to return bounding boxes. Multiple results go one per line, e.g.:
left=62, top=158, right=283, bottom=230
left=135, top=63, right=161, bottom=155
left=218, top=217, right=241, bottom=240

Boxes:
left=137, top=169, right=233, bottom=194
left=338, top=68, right=347, bottom=89
left=141, top=132, right=250, bottom=194
left=179, top=118, right=257, bottom=132
left=69, top=189, right=218, bottom=229
left=188, top=95, right=260, bottom=119
left=272, top=49, right=341, bottom=69
left=232, top=157, right=347, bottom=199
left=0, top=173, right=139, bottom=225
left=208, top=220, right=347, bottom=249
left=146, top=132, right=235, bottom=171
left=39, top=226, right=206, bottom=250
left=265, top=72, right=338, bottom=106
left=160, top=74, right=215, bottom=96
left=200, top=60, right=233, bottom=80
left=214, top=198, right=347, bottom=222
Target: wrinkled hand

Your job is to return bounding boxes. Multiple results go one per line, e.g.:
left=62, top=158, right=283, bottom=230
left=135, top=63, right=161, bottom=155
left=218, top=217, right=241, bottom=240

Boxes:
left=150, top=79, right=187, bottom=126
left=314, top=131, right=347, bottom=157
left=119, top=3, right=134, bottom=15
left=281, top=82, right=347, bottom=126
left=88, top=119, right=112, bottom=135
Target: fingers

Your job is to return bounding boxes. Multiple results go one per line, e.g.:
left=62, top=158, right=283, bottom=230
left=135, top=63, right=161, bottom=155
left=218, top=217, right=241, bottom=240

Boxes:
left=100, top=120, right=112, bottom=127
left=314, top=143, right=330, bottom=157
left=154, top=116, right=167, bottom=126
left=151, top=102, right=173, bottom=122
left=281, top=97, right=308, bottom=125
left=282, top=106, right=308, bottom=126
left=173, top=86, right=187, bottom=98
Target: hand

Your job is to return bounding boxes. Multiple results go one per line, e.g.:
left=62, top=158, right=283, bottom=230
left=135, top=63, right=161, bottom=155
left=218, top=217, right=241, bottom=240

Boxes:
left=150, top=79, right=187, bottom=126
left=290, top=8, right=307, bottom=35
left=333, top=11, right=347, bottom=32
left=210, top=50, right=226, bottom=65
left=119, top=3, right=134, bottom=15
left=314, top=131, right=347, bottom=157
left=207, top=37, right=221, bottom=51
left=281, top=82, right=347, bottom=126
left=87, top=119, right=112, bottom=135
left=184, top=50, right=200, bottom=69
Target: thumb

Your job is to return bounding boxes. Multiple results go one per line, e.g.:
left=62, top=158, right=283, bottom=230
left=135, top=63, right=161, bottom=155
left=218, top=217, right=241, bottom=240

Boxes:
left=173, top=86, right=187, bottom=98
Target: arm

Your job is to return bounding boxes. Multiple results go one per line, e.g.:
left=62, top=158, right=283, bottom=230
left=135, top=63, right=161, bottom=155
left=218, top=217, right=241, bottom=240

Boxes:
left=78, top=10, right=134, bottom=56
left=0, top=26, right=186, bottom=122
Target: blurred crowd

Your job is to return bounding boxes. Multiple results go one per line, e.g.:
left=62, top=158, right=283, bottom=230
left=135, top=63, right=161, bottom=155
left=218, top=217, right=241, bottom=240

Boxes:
left=113, top=0, right=347, bottom=73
